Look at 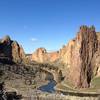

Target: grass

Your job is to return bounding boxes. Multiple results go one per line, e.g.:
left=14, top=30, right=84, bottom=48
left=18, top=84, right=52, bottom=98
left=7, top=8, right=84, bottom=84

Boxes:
left=91, top=76, right=100, bottom=88
left=55, top=83, right=76, bottom=92
left=55, top=83, right=100, bottom=93
left=62, top=80, right=74, bottom=88
left=55, top=77, right=100, bottom=93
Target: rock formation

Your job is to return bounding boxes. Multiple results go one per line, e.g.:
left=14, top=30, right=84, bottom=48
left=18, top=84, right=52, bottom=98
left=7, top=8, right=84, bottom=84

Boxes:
left=32, top=48, right=59, bottom=63
left=60, top=25, right=98, bottom=88
left=11, top=41, right=25, bottom=63
left=0, top=36, right=12, bottom=59
left=0, top=35, right=25, bottom=63
left=48, top=51, right=59, bottom=62
left=91, top=32, right=100, bottom=77
left=32, top=48, right=47, bottom=63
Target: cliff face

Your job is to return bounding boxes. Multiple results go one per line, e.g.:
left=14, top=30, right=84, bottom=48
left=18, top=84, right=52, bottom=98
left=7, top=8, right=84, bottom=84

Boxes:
left=32, top=48, right=59, bottom=63
left=11, top=41, right=25, bottom=63
left=48, top=51, right=59, bottom=62
left=0, top=35, right=25, bottom=63
left=91, top=32, right=100, bottom=77
left=32, top=48, right=47, bottom=63
left=60, top=26, right=98, bottom=88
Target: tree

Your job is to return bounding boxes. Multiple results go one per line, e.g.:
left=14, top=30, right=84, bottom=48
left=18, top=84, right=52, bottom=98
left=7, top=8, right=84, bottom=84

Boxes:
left=90, top=25, right=95, bottom=32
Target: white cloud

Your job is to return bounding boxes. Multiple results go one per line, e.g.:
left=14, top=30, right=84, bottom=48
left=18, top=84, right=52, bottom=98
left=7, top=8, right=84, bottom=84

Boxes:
left=31, top=38, right=38, bottom=42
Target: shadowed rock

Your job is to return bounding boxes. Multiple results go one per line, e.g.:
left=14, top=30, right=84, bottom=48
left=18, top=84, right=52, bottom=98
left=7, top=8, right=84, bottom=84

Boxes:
left=0, top=35, right=25, bottom=64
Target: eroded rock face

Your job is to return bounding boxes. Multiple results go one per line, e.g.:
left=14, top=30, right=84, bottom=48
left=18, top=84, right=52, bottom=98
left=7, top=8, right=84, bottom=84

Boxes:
left=0, top=35, right=25, bottom=63
left=0, top=35, right=12, bottom=59
left=48, top=51, right=59, bottom=62
left=32, top=48, right=59, bottom=63
left=11, top=41, right=25, bottom=63
left=60, top=26, right=98, bottom=88
left=32, top=48, right=47, bottom=63
left=91, top=32, right=100, bottom=77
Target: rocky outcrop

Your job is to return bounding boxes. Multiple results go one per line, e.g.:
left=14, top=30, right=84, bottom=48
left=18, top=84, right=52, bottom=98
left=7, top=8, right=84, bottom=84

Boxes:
left=60, top=26, right=98, bottom=88
left=0, top=36, right=12, bottom=59
left=11, top=41, right=25, bottom=63
left=91, top=32, right=100, bottom=77
left=32, top=48, right=47, bottom=63
left=32, top=48, right=59, bottom=63
left=48, top=51, right=59, bottom=62
left=0, top=35, right=25, bottom=63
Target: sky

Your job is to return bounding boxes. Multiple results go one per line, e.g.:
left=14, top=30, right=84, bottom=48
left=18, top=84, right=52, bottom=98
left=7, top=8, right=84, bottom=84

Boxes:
left=0, top=0, right=100, bottom=53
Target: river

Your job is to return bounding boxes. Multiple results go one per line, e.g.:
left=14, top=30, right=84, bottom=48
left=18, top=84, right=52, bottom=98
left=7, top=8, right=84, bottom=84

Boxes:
left=38, top=80, right=56, bottom=93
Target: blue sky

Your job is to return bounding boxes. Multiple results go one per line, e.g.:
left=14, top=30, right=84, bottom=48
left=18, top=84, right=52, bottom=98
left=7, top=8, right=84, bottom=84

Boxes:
left=0, top=0, right=100, bottom=53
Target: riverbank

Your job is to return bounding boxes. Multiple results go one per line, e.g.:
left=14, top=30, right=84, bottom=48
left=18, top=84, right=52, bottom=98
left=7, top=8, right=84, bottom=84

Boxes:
left=22, top=92, right=100, bottom=100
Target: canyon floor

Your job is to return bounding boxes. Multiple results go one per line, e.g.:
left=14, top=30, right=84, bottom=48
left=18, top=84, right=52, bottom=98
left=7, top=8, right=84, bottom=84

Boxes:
left=0, top=61, right=100, bottom=100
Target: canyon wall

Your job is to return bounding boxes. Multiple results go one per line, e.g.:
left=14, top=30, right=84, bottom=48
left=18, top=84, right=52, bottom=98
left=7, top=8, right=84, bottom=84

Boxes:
left=90, top=32, right=100, bottom=77
left=60, top=25, right=98, bottom=88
